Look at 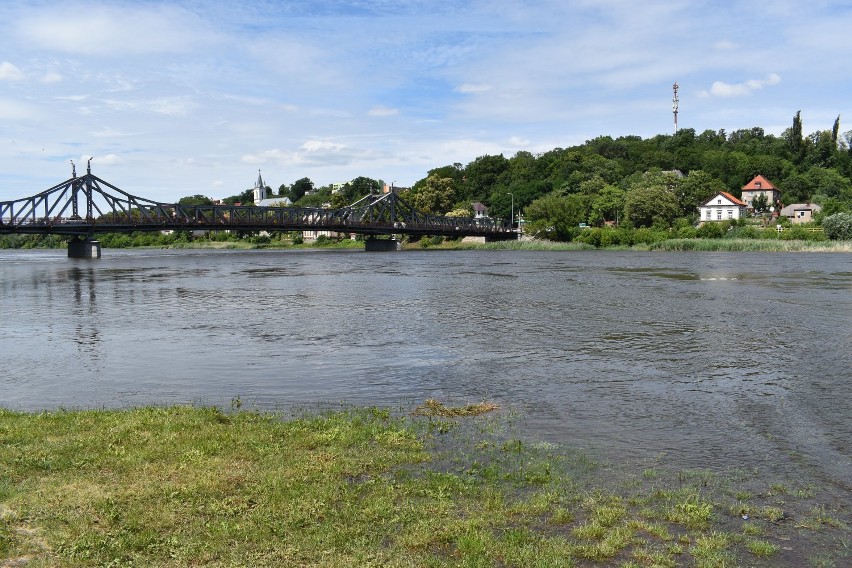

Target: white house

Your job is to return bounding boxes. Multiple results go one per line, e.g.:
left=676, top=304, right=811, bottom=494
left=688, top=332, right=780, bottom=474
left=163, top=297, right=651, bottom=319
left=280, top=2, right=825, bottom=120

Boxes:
left=698, top=192, right=747, bottom=222
left=471, top=202, right=490, bottom=219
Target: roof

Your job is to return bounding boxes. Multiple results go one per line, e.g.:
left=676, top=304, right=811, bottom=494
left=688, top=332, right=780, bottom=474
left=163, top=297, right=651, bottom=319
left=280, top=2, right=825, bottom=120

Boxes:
left=780, top=203, right=822, bottom=216
left=700, top=192, right=747, bottom=208
left=471, top=202, right=489, bottom=212
left=742, top=175, right=777, bottom=191
left=720, top=191, right=747, bottom=206
left=256, top=197, right=292, bottom=207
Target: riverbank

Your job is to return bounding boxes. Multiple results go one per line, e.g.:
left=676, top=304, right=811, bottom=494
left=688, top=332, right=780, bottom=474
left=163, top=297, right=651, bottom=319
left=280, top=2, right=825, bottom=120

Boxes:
left=412, top=237, right=852, bottom=253
left=1, top=405, right=847, bottom=567
left=4, top=232, right=852, bottom=253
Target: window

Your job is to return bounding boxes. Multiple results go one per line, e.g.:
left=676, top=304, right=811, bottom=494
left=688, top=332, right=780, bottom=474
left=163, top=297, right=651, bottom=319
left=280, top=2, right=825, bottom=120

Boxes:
left=717, top=210, right=722, bottom=220
left=717, top=199, right=722, bottom=205
left=706, top=209, right=712, bottom=219
left=727, top=209, right=733, bottom=219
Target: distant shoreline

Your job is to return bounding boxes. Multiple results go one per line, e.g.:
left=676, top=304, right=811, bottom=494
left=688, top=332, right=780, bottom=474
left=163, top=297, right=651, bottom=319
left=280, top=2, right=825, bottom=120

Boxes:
left=2, top=237, right=851, bottom=253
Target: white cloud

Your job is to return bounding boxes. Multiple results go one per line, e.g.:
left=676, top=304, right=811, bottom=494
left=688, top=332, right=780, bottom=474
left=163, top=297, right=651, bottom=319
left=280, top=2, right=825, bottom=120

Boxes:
left=368, top=105, right=399, bottom=117
left=90, top=127, right=136, bottom=138
left=456, top=83, right=493, bottom=94
left=0, top=62, right=25, bottom=81
left=713, top=40, right=738, bottom=50
left=94, top=154, right=121, bottom=166
left=0, top=98, right=39, bottom=119
left=104, top=96, right=196, bottom=116
left=40, top=72, right=62, bottom=83
left=706, top=73, right=782, bottom=98
left=17, top=5, right=217, bottom=56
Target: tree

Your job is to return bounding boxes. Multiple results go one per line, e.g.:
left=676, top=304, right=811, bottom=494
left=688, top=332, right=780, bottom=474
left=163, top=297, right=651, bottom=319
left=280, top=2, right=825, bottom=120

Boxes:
left=463, top=154, right=509, bottom=203
left=289, top=177, right=314, bottom=202
left=589, top=184, right=625, bottom=226
left=789, top=110, right=804, bottom=160
left=178, top=195, right=213, bottom=206
left=751, top=193, right=769, bottom=214
left=677, top=170, right=726, bottom=218
left=623, top=172, right=681, bottom=228
left=410, top=175, right=455, bottom=215
left=223, top=189, right=254, bottom=205
left=524, top=192, right=592, bottom=240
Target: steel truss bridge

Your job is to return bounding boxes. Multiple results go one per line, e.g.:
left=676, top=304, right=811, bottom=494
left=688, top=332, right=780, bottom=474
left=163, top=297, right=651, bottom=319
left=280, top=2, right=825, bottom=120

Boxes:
left=0, top=167, right=514, bottom=242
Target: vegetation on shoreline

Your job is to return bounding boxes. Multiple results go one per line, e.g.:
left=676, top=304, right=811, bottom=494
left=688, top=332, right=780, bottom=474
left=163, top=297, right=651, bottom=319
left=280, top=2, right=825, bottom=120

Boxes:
left=1, top=405, right=848, bottom=567
left=4, top=230, right=851, bottom=254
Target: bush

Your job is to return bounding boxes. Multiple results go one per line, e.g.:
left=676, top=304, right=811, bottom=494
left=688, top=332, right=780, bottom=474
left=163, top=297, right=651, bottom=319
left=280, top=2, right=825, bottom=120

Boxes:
left=780, top=226, right=826, bottom=241
left=822, top=212, right=852, bottom=240
left=696, top=223, right=725, bottom=239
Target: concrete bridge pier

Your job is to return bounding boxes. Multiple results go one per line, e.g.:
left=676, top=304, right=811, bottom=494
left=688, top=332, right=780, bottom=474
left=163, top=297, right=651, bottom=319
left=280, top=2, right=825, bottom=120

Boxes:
left=365, top=237, right=401, bottom=251
left=68, top=238, right=102, bottom=259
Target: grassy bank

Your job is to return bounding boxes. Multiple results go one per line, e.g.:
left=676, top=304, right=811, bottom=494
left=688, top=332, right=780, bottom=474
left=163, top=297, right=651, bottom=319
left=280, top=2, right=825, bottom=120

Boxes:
left=1, top=405, right=848, bottom=567
left=413, top=237, right=852, bottom=253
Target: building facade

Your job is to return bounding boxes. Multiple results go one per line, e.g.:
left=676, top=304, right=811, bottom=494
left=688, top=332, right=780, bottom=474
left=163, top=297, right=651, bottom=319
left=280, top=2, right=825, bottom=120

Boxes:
left=698, top=192, right=747, bottom=222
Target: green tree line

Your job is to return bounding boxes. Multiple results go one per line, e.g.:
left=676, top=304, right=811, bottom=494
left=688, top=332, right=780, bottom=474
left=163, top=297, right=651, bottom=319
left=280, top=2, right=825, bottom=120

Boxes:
left=203, top=111, right=852, bottom=242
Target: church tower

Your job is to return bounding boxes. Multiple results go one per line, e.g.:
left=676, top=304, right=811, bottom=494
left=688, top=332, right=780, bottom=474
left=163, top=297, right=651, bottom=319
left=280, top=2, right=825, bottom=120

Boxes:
left=252, top=170, right=267, bottom=203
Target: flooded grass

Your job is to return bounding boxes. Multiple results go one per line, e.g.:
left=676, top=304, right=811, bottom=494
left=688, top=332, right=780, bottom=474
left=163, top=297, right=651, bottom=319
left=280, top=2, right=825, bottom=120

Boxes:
left=1, top=405, right=849, bottom=567
left=412, top=398, right=500, bottom=417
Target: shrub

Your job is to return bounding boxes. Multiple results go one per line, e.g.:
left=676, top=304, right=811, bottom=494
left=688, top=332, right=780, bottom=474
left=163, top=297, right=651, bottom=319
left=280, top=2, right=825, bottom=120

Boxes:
left=696, top=223, right=724, bottom=239
left=822, top=212, right=852, bottom=240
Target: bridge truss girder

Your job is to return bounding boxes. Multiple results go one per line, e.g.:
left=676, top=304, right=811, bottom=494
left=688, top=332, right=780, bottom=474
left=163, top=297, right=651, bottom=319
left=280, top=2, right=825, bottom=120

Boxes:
left=0, top=173, right=515, bottom=239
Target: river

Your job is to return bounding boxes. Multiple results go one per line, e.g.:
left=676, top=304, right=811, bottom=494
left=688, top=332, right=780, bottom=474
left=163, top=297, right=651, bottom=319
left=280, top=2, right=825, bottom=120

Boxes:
left=1, top=247, right=850, bottom=494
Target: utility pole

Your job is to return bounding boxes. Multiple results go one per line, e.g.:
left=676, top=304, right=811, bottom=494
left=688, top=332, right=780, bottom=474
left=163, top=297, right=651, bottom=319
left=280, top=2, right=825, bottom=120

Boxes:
left=672, top=82, right=679, bottom=134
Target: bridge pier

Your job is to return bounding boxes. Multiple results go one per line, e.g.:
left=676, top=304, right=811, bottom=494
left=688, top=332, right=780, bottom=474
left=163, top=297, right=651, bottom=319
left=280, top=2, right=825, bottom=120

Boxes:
left=364, top=237, right=401, bottom=251
left=68, top=238, right=102, bottom=259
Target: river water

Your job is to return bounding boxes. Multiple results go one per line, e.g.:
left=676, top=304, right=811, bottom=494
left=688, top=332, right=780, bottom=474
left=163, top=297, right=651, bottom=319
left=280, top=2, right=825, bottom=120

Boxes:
left=1, top=247, right=850, bottom=493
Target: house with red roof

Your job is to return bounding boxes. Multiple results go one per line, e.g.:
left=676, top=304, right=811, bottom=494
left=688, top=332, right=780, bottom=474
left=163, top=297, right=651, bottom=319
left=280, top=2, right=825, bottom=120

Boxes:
left=740, top=175, right=781, bottom=211
left=698, top=192, right=747, bottom=222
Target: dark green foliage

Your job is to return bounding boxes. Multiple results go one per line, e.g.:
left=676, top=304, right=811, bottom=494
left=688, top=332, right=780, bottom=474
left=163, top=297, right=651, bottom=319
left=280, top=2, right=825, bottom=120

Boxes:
left=177, top=194, right=214, bottom=206
left=288, top=177, right=315, bottom=202
left=397, top=111, right=851, bottom=243
left=697, top=222, right=726, bottom=239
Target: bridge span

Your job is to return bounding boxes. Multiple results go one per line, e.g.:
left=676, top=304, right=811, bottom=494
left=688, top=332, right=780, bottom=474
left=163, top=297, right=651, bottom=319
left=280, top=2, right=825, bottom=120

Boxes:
left=0, top=166, right=515, bottom=256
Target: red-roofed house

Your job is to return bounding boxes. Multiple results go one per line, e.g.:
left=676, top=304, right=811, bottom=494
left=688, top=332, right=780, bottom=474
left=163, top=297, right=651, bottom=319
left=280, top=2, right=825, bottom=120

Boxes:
left=698, top=192, right=747, bottom=222
left=740, top=175, right=781, bottom=211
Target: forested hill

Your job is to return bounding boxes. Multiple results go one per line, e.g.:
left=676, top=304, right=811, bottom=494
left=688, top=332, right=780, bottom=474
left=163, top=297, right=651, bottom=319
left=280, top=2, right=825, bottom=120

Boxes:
left=402, top=112, right=852, bottom=234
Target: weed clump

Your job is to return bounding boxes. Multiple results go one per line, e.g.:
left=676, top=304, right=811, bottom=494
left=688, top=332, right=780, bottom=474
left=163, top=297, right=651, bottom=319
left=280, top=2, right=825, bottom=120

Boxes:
left=412, top=399, right=499, bottom=417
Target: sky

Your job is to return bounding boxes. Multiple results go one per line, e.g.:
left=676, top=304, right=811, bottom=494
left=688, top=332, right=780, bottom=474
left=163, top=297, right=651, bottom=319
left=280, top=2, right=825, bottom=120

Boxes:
left=1, top=0, right=851, bottom=203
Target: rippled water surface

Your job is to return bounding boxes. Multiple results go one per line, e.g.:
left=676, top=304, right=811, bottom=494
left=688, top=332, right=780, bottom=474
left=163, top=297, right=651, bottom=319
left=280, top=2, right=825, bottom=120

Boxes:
left=1, top=248, right=850, bottom=491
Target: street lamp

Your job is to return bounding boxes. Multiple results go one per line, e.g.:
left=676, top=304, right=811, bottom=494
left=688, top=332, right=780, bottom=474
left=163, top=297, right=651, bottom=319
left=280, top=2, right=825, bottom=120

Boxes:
left=507, top=192, right=514, bottom=231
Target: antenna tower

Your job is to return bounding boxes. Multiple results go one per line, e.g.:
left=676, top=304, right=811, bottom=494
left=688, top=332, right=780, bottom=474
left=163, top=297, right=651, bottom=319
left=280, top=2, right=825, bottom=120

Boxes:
left=672, top=82, right=679, bottom=134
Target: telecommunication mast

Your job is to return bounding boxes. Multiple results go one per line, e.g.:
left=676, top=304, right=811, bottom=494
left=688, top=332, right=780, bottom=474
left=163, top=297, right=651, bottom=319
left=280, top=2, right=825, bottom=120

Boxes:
left=672, top=82, right=679, bottom=134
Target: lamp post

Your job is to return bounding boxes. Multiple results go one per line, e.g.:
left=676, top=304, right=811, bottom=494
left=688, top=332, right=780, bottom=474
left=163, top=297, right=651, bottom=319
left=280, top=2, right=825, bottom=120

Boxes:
left=507, top=192, right=514, bottom=232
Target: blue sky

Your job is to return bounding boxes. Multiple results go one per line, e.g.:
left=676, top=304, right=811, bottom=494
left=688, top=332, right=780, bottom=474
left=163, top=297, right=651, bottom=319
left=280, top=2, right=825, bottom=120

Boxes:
left=1, top=0, right=851, bottom=202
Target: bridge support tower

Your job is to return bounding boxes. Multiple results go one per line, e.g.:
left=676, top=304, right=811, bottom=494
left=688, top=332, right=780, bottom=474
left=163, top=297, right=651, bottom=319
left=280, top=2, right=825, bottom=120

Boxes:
left=68, top=238, right=102, bottom=259
left=364, top=237, right=401, bottom=251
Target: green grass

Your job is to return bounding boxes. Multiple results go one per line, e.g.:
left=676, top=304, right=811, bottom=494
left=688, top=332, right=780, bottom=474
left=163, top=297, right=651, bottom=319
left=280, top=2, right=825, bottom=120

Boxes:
left=1, top=404, right=849, bottom=567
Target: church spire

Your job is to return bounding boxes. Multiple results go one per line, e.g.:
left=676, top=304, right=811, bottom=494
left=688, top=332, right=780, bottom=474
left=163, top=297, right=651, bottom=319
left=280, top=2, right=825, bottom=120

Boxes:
left=252, top=169, right=267, bottom=203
